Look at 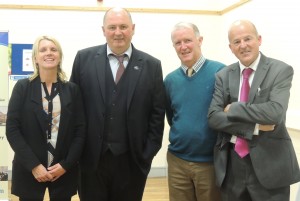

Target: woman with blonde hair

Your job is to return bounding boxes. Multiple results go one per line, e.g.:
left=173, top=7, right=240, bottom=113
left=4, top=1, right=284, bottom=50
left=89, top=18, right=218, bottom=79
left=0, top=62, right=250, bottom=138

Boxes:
left=6, top=36, right=86, bottom=201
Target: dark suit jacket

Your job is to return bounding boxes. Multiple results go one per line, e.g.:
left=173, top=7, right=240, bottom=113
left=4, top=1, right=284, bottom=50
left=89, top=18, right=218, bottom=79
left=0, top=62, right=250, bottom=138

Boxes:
left=70, top=44, right=165, bottom=175
left=6, top=77, right=86, bottom=198
left=208, top=53, right=300, bottom=189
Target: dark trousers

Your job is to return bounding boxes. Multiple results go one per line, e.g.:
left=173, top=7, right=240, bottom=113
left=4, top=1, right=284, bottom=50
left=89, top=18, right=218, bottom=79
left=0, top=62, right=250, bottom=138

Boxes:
left=221, top=145, right=290, bottom=201
left=79, top=151, right=147, bottom=201
left=19, top=197, right=71, bottom=201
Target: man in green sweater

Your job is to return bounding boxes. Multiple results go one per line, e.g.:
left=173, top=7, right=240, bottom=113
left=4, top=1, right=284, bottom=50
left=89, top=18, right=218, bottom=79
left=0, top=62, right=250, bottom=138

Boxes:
left=164, top=22, right=225, bottom=201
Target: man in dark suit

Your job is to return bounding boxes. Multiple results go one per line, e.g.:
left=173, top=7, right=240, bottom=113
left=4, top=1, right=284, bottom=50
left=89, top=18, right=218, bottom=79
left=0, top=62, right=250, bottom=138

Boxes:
left=70, top=7, right=165, bottom=201
left=208, top=20, right=300, bottom=201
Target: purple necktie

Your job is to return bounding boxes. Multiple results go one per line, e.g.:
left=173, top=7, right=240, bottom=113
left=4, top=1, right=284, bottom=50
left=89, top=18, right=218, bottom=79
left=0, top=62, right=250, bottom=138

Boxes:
left=235, top=68, right=253, bottom=158
left=114, top=55, right=125, bottom=84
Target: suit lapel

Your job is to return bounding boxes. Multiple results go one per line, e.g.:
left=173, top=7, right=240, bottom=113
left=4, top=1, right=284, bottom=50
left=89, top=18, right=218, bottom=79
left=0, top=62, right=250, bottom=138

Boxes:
left=229, top=63, right=240, bottom=103
left=55, top=81, right=71, bottom=149
left=95, top=47, right=107, bottom=105
left=249, top=55, right=269, bottom=102
left=31, top=77, right=47, bottom=136
left=126, top=48, right=143, bottom=110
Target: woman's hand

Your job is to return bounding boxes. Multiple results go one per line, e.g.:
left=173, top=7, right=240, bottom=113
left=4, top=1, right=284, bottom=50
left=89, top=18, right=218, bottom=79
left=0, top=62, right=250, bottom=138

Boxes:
left=47, top=163, right=66, bottom=182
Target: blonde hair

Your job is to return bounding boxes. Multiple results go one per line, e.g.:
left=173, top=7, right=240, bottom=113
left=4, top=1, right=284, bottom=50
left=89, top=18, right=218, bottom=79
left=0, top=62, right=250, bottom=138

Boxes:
left=29, top=35, right=67, bottom=82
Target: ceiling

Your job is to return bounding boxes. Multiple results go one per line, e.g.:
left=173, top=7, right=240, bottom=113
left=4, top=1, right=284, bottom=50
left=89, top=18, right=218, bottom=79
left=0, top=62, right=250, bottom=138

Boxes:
left=0, top=0, right=250, bottom=14
left=103, top=0, right=249, bottom=11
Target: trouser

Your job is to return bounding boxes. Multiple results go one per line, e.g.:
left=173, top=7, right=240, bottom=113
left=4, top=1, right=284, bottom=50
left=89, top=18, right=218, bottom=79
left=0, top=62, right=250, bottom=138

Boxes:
left=167, top=151, right=221, bottom=201
left=78, top=150, right=147, bottom=201
left=221, top=145, right=290, bottom=201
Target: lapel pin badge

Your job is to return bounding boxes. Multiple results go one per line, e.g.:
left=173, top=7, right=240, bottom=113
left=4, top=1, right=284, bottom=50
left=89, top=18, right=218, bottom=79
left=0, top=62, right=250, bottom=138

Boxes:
left=134, top=66, right=140, bottom=70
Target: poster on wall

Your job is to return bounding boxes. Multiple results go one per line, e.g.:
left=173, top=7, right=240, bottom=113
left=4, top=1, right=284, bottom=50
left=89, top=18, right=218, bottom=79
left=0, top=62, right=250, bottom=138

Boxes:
left=0, top=107, right=9, bottom=201
left=11, top=43, right=33, bottom=75
left=0, top=31, right=9, bottom=106
left=0, top=31, right=9, bottom=201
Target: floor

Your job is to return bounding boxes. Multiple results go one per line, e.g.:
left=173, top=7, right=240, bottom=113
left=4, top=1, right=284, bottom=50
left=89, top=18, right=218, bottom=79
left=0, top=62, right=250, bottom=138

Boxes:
left=8, top=177, right=169, bottom=201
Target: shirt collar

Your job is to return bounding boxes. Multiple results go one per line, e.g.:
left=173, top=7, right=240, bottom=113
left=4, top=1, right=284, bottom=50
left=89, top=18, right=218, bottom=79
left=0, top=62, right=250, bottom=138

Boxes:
left=181, top=55, right=206, bottom=74
left=106, top=44, right=132, bottom=59
left=239, top=52, right=261, bottom=75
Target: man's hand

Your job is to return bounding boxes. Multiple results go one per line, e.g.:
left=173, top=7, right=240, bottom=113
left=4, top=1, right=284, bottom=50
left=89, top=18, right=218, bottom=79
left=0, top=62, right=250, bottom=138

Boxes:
left=223, top=104, right=275, bottom=132
left=259, top=124, right=275, bottom=131
left=224, top=104, right=231, bottom=113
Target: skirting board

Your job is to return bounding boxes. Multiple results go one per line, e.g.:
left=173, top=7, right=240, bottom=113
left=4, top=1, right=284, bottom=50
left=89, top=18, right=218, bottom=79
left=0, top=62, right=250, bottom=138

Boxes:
left=6, top=167, right=168, bottom=180
left=148, top=167, right=167, bottom=177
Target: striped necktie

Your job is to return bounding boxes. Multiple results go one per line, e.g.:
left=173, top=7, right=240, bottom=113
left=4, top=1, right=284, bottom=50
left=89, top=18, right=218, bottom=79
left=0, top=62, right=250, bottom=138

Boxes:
left=114, top=54, right=126, bottom=84
left=186, top=68, right=195, bottom=77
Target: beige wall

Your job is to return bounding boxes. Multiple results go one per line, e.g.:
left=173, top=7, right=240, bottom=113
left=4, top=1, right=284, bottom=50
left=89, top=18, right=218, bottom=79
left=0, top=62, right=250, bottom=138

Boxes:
left=289, top=129, right=300, bottom=201
left=1, top=0, right=300, bottom=199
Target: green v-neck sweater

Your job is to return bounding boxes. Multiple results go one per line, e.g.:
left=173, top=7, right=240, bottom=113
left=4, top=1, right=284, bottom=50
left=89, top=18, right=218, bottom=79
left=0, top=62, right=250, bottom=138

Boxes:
left=164, top=59, right=225, bottom=162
